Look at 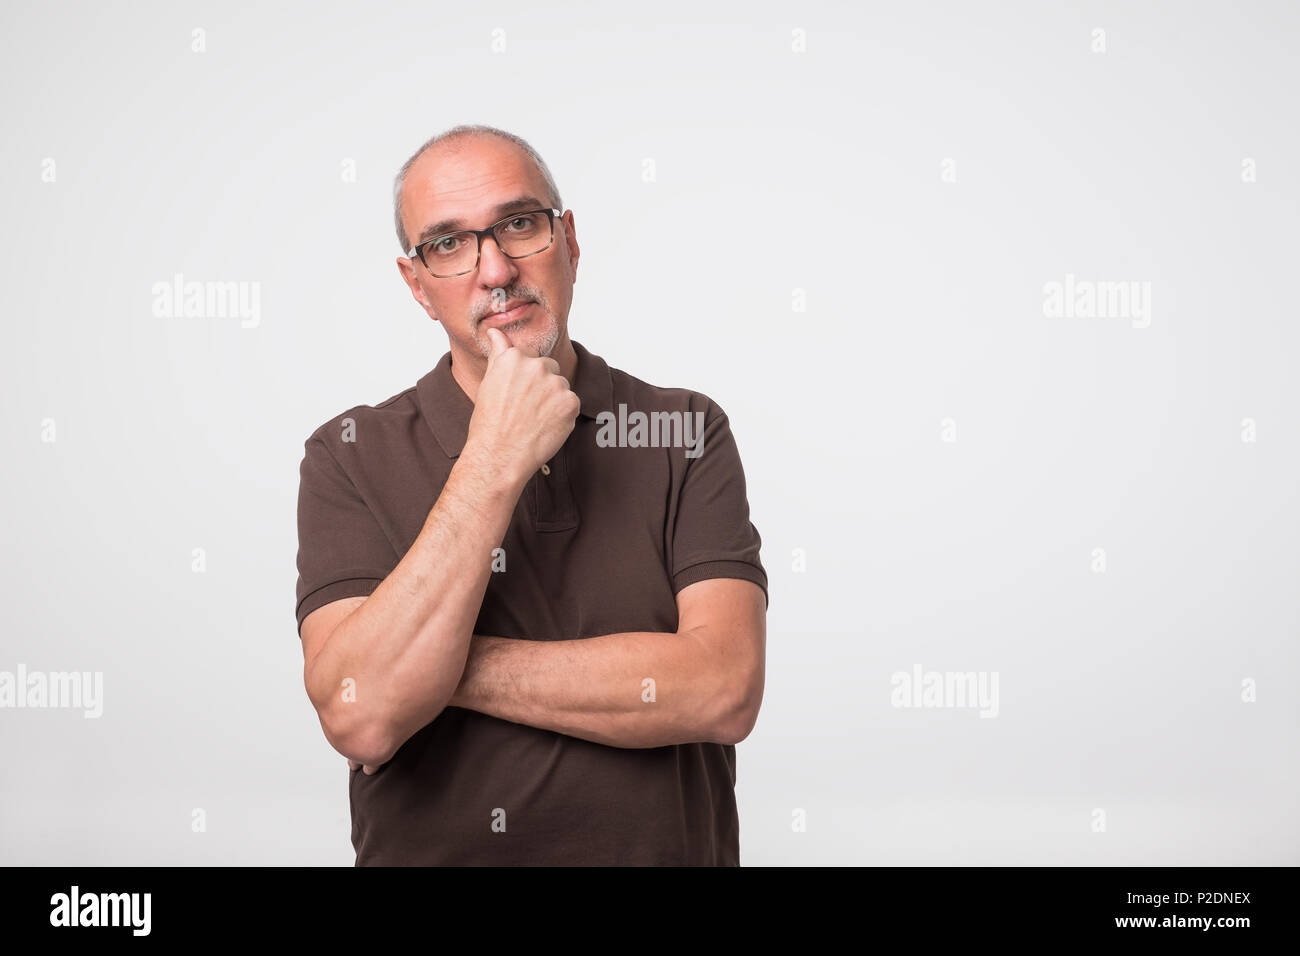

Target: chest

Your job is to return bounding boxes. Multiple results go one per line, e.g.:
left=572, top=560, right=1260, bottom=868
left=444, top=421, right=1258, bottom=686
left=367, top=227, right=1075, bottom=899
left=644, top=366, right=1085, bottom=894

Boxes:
left=379, top=427, right=684, bottom=641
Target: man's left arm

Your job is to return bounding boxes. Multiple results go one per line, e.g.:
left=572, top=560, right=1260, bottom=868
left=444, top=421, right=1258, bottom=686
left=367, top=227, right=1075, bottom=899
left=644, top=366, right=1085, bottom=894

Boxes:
left=447, top=577, right=766, bottom=748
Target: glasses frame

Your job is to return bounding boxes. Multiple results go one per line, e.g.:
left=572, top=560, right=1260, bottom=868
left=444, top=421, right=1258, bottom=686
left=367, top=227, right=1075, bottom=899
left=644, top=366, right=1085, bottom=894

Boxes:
left=406, top=207, right=562, bottom=278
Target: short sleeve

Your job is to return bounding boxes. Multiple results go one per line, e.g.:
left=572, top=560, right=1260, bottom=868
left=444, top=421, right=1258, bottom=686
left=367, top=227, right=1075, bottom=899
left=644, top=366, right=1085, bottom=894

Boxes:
left=295, top=435, right=397, bottom=636
left=670, top=404, right=768, bottom=608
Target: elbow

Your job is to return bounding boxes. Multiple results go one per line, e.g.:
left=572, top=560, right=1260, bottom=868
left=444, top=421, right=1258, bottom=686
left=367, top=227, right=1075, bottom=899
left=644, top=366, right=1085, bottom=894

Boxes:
left=715, top=701, right=760, bottom=746
left=349, top=732, right=398, bottom=769
left=308, top=682, right=400, bottom=767
left=302, top=649, right=459, bottom=766
left=712, top=669, right=764, bottom=746
left=311, top=679, right=457, bottom=767
left=320, top=706, right=398, bottom=767
left=304, top=659, right=399, bottom=766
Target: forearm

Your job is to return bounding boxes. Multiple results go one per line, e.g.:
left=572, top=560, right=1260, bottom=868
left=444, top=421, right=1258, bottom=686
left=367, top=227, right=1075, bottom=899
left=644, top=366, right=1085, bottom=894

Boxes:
left=448, top=630, right=734, bottom=749
left=308, top=446, right=527, bottom=759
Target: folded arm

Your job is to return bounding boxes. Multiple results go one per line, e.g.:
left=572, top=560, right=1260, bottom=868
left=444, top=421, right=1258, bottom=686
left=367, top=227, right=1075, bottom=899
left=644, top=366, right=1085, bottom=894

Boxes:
left=448, top=577, right=766, bottom=748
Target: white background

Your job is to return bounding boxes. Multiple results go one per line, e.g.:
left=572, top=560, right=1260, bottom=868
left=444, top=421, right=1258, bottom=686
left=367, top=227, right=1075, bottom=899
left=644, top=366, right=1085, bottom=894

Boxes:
left=2, top=0, right=1296, bottom=865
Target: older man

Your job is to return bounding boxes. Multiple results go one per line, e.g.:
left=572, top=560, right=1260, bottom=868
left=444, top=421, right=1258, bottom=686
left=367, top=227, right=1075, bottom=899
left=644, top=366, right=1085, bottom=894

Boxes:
left=295, top=124, right=767, bottom=865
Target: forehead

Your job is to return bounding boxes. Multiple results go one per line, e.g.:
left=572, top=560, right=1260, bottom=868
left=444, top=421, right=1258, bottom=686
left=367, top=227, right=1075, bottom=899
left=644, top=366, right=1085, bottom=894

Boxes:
left=403, top=137, right=548, bottom=242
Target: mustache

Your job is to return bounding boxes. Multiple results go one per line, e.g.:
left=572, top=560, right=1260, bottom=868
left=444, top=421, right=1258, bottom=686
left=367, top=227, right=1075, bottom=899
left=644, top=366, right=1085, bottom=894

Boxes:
left=478, top=294, right=540, bottom=321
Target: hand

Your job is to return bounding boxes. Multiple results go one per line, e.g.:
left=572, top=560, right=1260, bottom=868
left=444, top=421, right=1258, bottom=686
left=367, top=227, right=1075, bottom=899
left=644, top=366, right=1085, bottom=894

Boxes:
left=464, top=326, right=580, bottom=483
left=347, top=759, right=382, bottom=775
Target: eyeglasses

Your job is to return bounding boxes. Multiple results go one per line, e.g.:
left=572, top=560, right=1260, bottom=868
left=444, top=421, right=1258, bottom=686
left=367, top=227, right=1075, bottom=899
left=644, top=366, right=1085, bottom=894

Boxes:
left=406, top=207, right=561, bottom=278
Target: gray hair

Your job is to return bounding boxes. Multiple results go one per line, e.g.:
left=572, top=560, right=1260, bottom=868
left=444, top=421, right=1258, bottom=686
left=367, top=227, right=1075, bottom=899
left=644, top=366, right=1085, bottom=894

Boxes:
left=392, top=124, right=563, bottom=253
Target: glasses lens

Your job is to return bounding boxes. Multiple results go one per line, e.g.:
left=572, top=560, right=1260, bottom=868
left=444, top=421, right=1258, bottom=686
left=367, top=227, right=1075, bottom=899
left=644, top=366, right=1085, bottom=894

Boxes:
left=420, top=212, right=554, bottom=276
left=495, top=211, right=553, bottom=258
left=423, top=232, right=477, bottom=277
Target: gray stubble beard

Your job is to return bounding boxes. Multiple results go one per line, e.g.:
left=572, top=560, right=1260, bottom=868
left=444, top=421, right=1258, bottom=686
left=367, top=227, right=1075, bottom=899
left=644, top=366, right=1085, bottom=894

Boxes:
left=470, top=294, right=562, bottom=358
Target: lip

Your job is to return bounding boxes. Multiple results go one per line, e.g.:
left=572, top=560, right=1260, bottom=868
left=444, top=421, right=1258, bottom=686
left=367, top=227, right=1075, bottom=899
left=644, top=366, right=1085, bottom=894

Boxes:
left=481, top=300, right=533, bottom=325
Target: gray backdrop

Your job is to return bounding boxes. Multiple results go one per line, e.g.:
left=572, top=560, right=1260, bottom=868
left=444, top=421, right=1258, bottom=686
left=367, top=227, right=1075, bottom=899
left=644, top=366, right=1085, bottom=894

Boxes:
left=2, top=0, right=1296, bottom=865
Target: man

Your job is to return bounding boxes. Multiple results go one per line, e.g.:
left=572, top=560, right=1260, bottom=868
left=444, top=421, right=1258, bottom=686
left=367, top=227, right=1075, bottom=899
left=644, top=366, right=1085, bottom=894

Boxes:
left=294, top=124, right=768, bottom=865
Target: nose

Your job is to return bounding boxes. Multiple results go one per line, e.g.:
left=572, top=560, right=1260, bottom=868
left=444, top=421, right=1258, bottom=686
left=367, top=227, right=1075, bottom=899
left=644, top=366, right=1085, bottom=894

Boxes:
left=476, top=234, right=517, bottom=286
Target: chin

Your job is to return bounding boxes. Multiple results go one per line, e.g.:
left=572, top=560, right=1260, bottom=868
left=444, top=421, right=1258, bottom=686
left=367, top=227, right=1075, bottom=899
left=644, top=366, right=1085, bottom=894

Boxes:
left=512, top=320, right=562, bottom=356
left=471, top=316, right=561, bottom=358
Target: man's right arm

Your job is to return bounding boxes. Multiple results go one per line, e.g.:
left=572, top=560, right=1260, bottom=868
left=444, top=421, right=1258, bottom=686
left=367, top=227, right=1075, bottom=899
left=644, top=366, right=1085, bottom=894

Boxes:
left=299, top=328, right=580, bottom=769
left=301, top=447, right=526, bottom=769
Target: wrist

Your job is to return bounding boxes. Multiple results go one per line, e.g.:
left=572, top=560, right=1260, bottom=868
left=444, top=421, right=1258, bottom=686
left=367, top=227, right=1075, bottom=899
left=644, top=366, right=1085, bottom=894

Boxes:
left=449, top=634, right=495, bottom=712
left=457, top=440, right=531, bottom=498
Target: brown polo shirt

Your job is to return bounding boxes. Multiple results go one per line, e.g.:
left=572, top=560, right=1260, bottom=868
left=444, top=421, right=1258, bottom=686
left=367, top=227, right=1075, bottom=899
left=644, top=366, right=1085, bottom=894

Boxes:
left=294, top=339, right=767, bottom=865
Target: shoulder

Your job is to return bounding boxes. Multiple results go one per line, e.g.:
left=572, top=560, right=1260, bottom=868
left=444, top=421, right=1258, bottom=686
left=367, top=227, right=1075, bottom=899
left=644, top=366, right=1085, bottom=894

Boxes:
left=602, top=357, right=729, bottom=430
left=300, top=382, right=421, bottom=464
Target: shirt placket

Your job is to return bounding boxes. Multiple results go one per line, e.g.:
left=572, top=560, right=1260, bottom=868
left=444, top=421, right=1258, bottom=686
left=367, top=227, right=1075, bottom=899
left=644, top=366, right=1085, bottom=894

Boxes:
left=529, top=441, right=580, bottom=532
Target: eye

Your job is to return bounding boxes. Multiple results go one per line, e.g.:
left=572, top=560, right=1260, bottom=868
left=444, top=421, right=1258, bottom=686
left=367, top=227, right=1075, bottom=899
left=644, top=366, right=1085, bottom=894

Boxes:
left=430, top=236, right=463, bottom=255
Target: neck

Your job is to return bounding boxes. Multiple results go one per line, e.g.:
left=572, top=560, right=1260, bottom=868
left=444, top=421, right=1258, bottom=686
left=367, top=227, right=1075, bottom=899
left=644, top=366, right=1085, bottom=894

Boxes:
left=450, top=330, right=578, bottom=404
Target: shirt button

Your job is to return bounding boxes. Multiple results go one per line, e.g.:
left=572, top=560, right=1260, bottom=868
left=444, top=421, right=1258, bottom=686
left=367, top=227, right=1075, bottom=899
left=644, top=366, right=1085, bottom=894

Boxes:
left=540, top=463, right=551, bottom=476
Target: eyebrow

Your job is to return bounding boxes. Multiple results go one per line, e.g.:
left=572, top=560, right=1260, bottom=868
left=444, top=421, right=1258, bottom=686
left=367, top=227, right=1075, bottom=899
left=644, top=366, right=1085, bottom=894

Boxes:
left=416, top=196, right=550, bottom=246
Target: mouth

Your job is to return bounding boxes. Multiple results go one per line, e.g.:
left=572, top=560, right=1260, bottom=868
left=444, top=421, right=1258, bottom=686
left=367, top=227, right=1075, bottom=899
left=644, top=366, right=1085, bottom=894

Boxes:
left=480, top=300, right=534, bottom=326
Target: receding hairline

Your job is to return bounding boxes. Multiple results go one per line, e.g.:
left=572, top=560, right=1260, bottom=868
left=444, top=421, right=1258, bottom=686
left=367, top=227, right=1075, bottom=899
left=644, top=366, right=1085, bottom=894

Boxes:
left=392, top=126, right=563, bottom=253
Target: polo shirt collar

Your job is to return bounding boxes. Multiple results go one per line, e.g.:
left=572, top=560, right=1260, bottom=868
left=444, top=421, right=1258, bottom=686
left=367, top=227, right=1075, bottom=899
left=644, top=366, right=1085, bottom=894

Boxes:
left=416, top=339, right=614, bottom=459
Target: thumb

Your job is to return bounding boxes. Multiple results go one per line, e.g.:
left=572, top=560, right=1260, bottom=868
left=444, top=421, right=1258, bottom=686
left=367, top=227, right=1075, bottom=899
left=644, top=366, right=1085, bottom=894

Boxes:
left=485, top=326, right=510, bottom=361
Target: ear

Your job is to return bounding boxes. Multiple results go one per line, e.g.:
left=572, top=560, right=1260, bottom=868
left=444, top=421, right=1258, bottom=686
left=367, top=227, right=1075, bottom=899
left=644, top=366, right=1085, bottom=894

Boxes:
left=396, top=257, right=438, bottom=319
left=562, top=211, right=580, bottom=281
